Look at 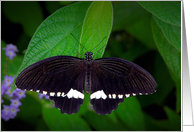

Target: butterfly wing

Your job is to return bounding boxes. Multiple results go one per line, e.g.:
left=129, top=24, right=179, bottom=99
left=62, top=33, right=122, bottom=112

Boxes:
left=15, top=56, right=85, bottom=114
left=90, top=57, right=157, bottom=115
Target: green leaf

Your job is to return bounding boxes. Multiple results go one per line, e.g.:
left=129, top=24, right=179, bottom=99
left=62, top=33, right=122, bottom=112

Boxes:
left=154, top=16, right=181, bottom=51
left=152, top=106, right=181, bottom=131
left=144, top=113, right=164, bottom=131
left=107, top=35, right=150, bottom=62
left=83, top=111, right=128, bottom=131
left=113, top=1, right=150, bottom=30
left=116, top=97, right=145, bottom=131
left=125, top=15, right=157, bottom=50
left=16, top=92, right=42, bottom=125
left=42, top=106, right=91, bottom=131
left=121, top=41, right=150, bottom=62
left=151, top=17, right=181, bottom=79
left=2, top=1, right=44, bottom=37
left=113, top=1, right=156, bottom=50
left=164, top=106, right=181, bottom=131
left=35, top=118, right=50, bottom=131
left=6, top=56, right=24, bottom=75
left=11, top=1, right=92, bottom=92
left=138, top=1, right=181, bottom=26
left=80, top=1, right=113, bottom=59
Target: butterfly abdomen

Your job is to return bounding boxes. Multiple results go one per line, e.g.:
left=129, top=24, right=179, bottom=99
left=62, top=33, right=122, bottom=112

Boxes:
left=85, top=62, right=93, bottom=94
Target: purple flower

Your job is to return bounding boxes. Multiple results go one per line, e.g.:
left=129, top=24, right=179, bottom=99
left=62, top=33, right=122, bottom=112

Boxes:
left=12, top=88, right=26, bottom=99
left=2, top=44, right=18, bottom=52
left=1, top=74, right=25, bottom=121
left=1, top=84, right=8, bottom=95
left=10, top=106, right=20, bottom=117
left=1, top=105, right=11, bottom=121
left=10, top=99, right=22, bottom=107
left=5, top=87, right=11, bottom=95
left=5, top=50, right=16, bottom=59
left=2, top=44, right=18, bottom=60
left=3, top=75, right=14, bottom=87
left=1, top=105, right=20, bottom=121
left=1, top=84, right=11, bottom=96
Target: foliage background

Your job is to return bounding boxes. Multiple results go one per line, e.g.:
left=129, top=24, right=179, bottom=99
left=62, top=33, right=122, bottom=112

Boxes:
left=1, top=1, right=181, bottom=131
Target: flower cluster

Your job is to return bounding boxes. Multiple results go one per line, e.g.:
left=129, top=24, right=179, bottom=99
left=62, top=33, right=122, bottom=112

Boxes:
left=2, top=44, right=18, bottom=59
left=1, top=75, right=26, bottom=121
left=1, top=44, right=51, bottom=121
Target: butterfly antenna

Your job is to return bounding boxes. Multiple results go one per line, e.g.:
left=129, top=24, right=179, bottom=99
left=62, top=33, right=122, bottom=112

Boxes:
left=92, top=43, right=107, bottom=59
left=91, top=36, right=107, bottom=52
left=76, top=51, right=84, bottom=59
left=70, top=33, right=88, bottom=55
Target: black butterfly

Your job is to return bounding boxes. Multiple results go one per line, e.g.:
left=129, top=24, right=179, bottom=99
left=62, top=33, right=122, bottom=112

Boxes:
left=15, top=40, right=157, bottom=115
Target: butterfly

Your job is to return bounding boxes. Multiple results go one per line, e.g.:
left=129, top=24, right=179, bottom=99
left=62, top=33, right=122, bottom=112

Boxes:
left=15, top=36, right=157, bottom=115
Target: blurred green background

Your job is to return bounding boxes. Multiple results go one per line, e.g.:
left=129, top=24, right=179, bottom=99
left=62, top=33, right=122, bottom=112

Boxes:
left=1, top=1, right=181, bottom=131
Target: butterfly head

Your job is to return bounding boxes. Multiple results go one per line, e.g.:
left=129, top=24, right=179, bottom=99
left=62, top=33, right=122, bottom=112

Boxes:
left=85, top=52, right=93, bottom=61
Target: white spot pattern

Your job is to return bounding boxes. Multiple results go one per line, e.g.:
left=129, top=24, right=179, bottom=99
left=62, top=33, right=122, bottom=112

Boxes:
left=112, top=94, right=116, bottom=99
left=125, top=94, right=130, bottom=97
left=36, top=90, right=40, bottom=93
left=50, top=92, right=55, bottom=96
left=90, top=90, right=107, bottom=100
left=66, top=88, right=84, bottom=99
left=57, top=92, right=61, bottom=97
left=43, top=91, right=47, bottom=95
left=118, top=94, right=123, bottom=99
left=61, top=92, right=65, bottom=97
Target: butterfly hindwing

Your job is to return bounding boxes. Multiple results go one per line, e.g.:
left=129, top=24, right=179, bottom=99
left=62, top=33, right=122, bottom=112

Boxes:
left=90, top=57, right=157, bottom=115
left=15, top=56, right=85, bottom=114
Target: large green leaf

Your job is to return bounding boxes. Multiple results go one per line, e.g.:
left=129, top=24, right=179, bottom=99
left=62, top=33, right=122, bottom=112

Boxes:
left=16, top=92, right=42, bottom=125
left=152, top=106, right=181, bottom=131
left=2, top=1, right=43, bottom=37
left=113, top=1, right=156, bottom=50
left=42, top=105, right=91, bottom=131
left=116, top=97, right=145, bottom=131
left=11, top=1, right=113, bottom=92
left=151, top=17, right=181, bottom=79
left=164, top=106, right=181, bottom=130
left=144, top=113, right=164, bottom=131
left=80, top=1, right=113, bottom=59
left=35, top=118, right=50, bottom=131
left=138, top=1, right=181, bottom=26
left=154, top=16, right=181, bottom=51
left=83, top=111, right=128, bottom=131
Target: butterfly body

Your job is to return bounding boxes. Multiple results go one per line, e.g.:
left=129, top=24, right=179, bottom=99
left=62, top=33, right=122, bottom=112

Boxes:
left=84, top=52, right=93, bottom=94
left=15, top=53, right=157, bottom=115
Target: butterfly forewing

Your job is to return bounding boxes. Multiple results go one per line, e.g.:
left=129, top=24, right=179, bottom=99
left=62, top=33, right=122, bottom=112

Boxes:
left=90, top=57, right=157, bottom=115
left=15, top=56, right=86, bottom=114
left=15, top=53, right=157, bottom=115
